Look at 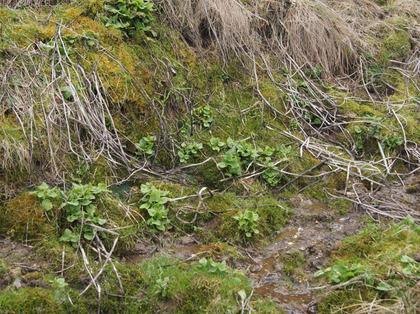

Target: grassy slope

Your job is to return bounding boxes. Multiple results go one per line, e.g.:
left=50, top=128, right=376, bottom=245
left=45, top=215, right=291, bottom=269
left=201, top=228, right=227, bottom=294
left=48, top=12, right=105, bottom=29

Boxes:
left=0, top=0, right=419, bottom=312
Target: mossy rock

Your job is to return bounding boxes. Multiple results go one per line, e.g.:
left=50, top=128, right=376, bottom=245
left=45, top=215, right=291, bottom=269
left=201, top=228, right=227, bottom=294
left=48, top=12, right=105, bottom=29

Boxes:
left=1, top=193, right=56, bottom=241
left=213, top=195, right=290, bottom=244
left=0, top=288, right=66, bottom=313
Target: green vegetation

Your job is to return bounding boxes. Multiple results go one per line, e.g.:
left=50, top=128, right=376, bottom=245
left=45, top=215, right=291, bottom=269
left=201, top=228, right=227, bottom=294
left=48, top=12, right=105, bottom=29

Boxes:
left=177, top=141, right=203, bottom=163
left=0, top=0, right=419, bottom=312
left=283, top=251, right=306, bottom=277
left=198, top=257, right=228, bottom=274
left=317, top=217, right=420, bottom=313
left=194, top=105, right=214, bottom=128
left=103, top=0, right=156, bottom=35
left=140, top=183, right=170, bottom=231
left=135, top=135, right=156, bottom=156
left=32, top=182, right=109, bottom=246
left=234, top=210, right=260, bottom=238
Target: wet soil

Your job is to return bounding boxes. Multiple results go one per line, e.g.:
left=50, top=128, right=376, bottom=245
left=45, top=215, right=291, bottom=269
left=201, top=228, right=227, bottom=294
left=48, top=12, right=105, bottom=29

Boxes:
left=247, top=199, right=367, bottom=313
left=125, top=195, right=368, bottom=313
left=0, top=237, right=48, bottom=289
left=0, top=192, right=368, bottom=312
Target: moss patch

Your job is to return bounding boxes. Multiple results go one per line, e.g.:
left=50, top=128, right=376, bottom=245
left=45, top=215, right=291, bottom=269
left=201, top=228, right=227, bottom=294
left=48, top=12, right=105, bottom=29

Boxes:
left=316, top=217, right=420, bottom=313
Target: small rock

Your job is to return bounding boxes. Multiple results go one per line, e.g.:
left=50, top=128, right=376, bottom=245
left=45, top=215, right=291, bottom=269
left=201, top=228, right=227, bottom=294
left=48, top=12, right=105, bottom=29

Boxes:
left=175, top=236, right=195, bottom=246
left=132, top=241, right=148, bottom=255
left=13, top=277, right=21, bottom=289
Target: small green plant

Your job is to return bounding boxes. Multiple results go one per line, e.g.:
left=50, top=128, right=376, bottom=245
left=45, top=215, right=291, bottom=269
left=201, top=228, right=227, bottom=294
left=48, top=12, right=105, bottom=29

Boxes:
left=261, top=158, right=282, bottom=187
left=103, top=0, right=156, bottom=35
left=81, top=31, right=98, bottom=48
left=140, top=183, right=171, bottom=231
left=177, top=141, right=203, bottom=163
left=383, top=135, right=403, bottom=151
left=60, top=183, right=109, bottom=242
left=70, top=163, right=90, bottom=184
left=154, top=274, right=170, bottom=298
left=33, top=182, right=109, bottom=246
left=136, top=135, right=156, bottom=156
left=236, top=142, right=262, bottom=163
left=49, top=277, right=70, bottom=304
left=219, top=73, right=230, bottom=83
left=400, top=255, right=420, bottom=276
left=234, top=210, right=260, bottom=238
left=304, top=65, right=323, bottom=79
left=314, top=261, right=372, bottom=285
left=217, top=151, right=241, bottom=176
left=32, top=182, right=60, bottom=211
left=276, top=144, right=293, bottom=158
left=60, top=86, right=74, bottom=101
left=261, top=146, right=276, bottom=157
left=177, top=119, right=191, bottom=134
left=209, top=137, right=226, bottom=152
left=303, top=109, right=322, bottom=126
left=59, top=229, right=80, bottom=248
left=61, top=183, right=108, bottom=224
left=365, top=115, right=383, bottom=139
left=198, top=258, right=228, bottom=274
left=194, top=105, right=214, bottom=128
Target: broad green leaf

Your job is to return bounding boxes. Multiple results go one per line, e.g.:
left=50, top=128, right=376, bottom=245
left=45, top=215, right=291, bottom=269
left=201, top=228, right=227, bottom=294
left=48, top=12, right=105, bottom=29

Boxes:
left=238, top=290, right=246, bottom=300
left=376, top=282, right=391, bottom=291
left=41, top=199, right=53, bottom=211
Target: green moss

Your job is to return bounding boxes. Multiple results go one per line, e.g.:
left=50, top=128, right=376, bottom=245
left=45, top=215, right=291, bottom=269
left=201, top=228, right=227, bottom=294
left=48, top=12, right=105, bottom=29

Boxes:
left=0, top=259, right=5, bottom=275
left=81, top=0, right=106, bottom=18
left=282, top=251, right=306, bottom=277
left=1, top=193, right=56, bottom=241
left=110, top=256, right=252, bottom=313
left=195, top=160, right=224, bottom=189
left=328, top=198, right=352, bottom=216
left=317, top=289, right=377, bottom=313
left=0, top=288, right=70, bottom=313
left=0, top=122, right=30, bottom=182
left=317, top=218, right=420, bottom=312
left=213, top=194, right=290, bottom=243
left=381, top=29, right=411, bottom=61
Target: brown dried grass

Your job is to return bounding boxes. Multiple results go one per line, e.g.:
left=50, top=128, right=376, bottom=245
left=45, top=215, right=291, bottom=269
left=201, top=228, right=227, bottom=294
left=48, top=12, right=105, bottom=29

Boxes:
left=260, top=0, right=363, bottom=76
left=159, top=0, right=366, bottom=77
left=159, top=0, right=255, bottom=60
left=0, top=137, right=31, bottom=179
left=0, top=0, right=51, bottom=7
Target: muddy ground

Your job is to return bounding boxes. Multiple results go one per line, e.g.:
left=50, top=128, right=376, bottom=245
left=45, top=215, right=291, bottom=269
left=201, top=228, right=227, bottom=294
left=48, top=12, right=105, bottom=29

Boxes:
left=3, top=175, right=419, bottom=312
left=1, top=198, right=365, bottom=313
left=124, top=195, right=369, bottom=313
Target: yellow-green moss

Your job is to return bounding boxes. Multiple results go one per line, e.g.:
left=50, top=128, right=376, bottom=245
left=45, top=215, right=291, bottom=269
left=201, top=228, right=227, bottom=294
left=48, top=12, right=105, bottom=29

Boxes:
left=0, top=288, right=68, bottom=313
left=1, top=193, right=56, bottom=241
left=317, top=219, right=420, bottom=313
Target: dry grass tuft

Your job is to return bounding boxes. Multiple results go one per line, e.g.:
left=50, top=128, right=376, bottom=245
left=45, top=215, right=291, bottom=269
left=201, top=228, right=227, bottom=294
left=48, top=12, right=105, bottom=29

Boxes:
left=260, top=0, right=363, bottom=76
left=160, top=0, right=365, bottom=77
left=327, top=0, right=384, bottom=44
left=159, top=0, right=255, bottom=60
left=0, top=137, right=30, bottom=179
left=0, top=0, right=63, bottom=8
